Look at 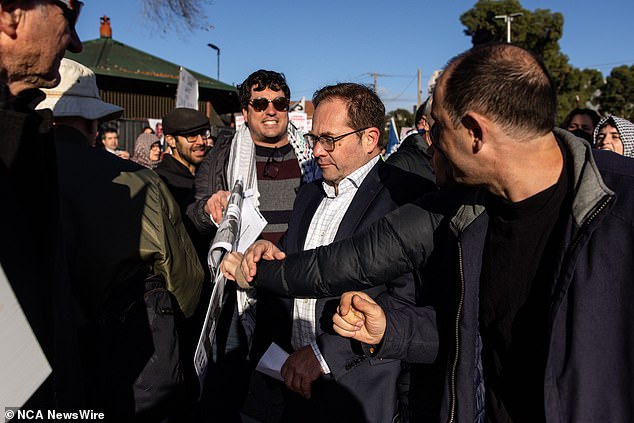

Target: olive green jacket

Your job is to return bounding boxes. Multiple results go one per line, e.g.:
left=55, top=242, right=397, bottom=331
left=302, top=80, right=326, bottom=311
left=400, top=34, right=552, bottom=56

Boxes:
left=56, top=125, right=203, bottom=318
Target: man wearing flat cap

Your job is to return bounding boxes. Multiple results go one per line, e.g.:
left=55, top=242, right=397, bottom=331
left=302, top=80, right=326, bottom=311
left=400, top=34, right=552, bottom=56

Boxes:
left=156, top=107, right=213, bottom=274
left=157, top=107, right=210, bottom=211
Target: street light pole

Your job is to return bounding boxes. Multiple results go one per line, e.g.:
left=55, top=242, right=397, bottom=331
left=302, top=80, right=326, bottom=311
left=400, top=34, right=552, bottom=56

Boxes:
left=207, top=43, right=220, bottom=81
left=494, top=12, right=523, bottom=43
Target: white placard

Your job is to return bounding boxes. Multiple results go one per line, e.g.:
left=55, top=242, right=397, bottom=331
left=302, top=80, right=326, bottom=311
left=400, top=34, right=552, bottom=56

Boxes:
left=0, top=265, right=51, bottom=406
left=176, top=67, right=199, bottom=109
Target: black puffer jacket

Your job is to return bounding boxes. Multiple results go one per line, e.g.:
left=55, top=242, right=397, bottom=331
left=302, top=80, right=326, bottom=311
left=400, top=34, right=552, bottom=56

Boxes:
left=253, top=129, right=634, bottom=423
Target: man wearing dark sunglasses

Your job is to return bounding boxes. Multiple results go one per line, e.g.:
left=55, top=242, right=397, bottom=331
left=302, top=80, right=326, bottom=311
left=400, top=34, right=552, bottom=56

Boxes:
left=223, top=83, right=435, bottom=423
left=187, top=69, right=320, bottom=422
left=0, top=0, right=83, bottom=411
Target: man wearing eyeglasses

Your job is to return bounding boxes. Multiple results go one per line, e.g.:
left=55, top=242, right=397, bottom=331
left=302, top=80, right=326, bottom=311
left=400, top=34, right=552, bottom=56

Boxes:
left=156, top=107, right=213, bottom=273
left=232, top=83, right=433, bottom=423
left=0, top=0, right=83, bottom=410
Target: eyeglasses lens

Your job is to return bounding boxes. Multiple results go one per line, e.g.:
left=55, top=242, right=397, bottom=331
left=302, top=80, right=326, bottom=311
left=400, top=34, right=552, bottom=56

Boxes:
left=185, top=130, right=211, bottom=143
left=303, top=134, right=335, bottom=152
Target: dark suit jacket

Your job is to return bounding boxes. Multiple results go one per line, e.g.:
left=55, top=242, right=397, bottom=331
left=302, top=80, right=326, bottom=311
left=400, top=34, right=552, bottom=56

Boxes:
left=251, top=159, right=430, bottom=423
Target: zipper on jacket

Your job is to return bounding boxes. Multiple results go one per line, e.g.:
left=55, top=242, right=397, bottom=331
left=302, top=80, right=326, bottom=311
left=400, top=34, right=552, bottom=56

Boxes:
left=549, top=194, right=613, bottom=310
left=447, top=240, right=466, bottom=423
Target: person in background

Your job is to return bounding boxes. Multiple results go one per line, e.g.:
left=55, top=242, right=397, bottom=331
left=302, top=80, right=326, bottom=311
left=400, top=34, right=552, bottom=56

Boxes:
left=560, top=107, right=600, bottom=143
left=141, top=125, right=155, bottom=134
left=155, top=107, right=212, bottom=278
left=99, top=126, right=130, bottom=159
left=156, top=108, right=210, bottom=213
left=386, top=96, right=436, bottom=183
left=36, top=58, right=123, bottom=142
left=593, top=114, right=634, bottom=158
left=131, top=132, right=162, bottom=169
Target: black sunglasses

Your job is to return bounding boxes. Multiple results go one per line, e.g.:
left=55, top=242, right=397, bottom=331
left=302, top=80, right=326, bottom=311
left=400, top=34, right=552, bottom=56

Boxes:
left=53, top=0, right=83, bottom=27
left=263, top=148, right=284, bottom=179
left=249, top=97, right=289, bottom=112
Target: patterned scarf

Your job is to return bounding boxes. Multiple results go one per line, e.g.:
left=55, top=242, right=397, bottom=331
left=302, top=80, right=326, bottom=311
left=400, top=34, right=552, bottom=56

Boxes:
left=226, top=121, right=321, bottom=206
left=131, top=133, right=161, bottom=169
left=226, top=121, right=320, bottom=346
left=593, top=115, right=634, bottom=158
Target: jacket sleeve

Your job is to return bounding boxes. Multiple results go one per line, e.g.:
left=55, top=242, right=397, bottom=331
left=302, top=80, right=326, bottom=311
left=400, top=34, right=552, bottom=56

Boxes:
left=185, top=133, right=231, bottom=235
left=134, top=171, right=204, bottom=318
left=254, top=201, right=442, bottom=297
left=367, top=292, right=440, bottom=363
left=317, top=265, right=440, bottom=380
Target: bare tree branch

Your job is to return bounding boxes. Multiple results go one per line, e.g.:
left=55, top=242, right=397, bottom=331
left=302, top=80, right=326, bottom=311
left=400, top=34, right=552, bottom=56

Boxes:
left=141, top=0, right=215, bottom=32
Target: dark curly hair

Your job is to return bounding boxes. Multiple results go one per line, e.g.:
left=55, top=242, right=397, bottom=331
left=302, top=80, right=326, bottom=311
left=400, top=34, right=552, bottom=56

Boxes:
left=238, top=70, right=291, bottom=110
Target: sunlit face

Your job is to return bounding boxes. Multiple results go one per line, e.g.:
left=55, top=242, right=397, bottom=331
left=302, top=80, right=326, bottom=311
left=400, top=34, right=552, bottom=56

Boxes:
left=102, top=131, right=119, bottom=150
left=595, top=124, right=624, bottom=155
left=310, top=98, right=375, bottom=186
left=0, top=1, right=82, bottom=94
left=172, top=133, right=207, bottom=167
left=149, top=142, right=161, bottom=161
left=567, top=114, right=594, bottom=135
left=242, top=87, right=289, bottom=146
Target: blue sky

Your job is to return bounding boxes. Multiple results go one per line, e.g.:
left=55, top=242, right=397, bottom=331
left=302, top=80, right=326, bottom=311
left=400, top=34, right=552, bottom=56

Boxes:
left=76, top=0, right=634, bottom=113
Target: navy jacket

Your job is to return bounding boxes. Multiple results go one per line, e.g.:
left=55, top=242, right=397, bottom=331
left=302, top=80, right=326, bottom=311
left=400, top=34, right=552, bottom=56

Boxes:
left=253, top=159, right=434, bottom=423
left=254, top=129, right=634, bottom=422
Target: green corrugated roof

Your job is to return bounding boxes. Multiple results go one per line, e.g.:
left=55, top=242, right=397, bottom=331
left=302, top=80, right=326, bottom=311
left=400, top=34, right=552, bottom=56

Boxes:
left=66, top=37, right=235, bottom=92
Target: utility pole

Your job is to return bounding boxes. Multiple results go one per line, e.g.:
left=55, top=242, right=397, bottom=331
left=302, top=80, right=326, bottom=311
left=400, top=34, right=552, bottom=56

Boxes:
left=417, top=68, right=422, bottom=109
left=494, top=12, right=523, bottom=43
left=207, top=43, right=220, bottom=80
left=368, top=72, right=390, bottom=93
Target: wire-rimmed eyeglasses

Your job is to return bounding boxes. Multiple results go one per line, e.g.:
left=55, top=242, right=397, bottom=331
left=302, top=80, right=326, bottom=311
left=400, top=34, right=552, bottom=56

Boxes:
left=303, top=127, right=369, bottom=152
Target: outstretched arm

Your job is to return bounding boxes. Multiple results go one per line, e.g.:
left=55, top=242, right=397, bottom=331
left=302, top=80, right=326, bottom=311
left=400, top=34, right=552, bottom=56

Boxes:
left=220, top=240, right=286, bottom=288
left=252, top=201, right=442, bottom=298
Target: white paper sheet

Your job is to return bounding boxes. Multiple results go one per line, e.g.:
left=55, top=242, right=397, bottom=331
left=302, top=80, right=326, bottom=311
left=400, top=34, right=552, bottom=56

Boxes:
left=0, top=265, right=51, bottom=406
left=255, top=343, right=289, bottom=381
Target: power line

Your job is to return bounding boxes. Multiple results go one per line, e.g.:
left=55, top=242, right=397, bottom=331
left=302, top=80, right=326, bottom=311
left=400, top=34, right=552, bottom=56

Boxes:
left=578, top=60, right=634, bottom=70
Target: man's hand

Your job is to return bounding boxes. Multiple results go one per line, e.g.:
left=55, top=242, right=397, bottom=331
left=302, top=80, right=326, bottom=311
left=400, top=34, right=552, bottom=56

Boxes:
left=116, top=150, right=130, bottom=160
left=238, top=240, right=286, bottom=283
left=333, top=291, right=386, bottom=345
left=281, top=346, right=323, bottom=399
left=204, top=190, right=231, bottom=224
left=220, top=252, right=251, bottom=288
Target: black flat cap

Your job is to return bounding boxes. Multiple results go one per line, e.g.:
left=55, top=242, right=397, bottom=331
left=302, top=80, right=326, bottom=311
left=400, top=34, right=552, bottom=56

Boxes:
left=162, top=108, right=210, bottom=136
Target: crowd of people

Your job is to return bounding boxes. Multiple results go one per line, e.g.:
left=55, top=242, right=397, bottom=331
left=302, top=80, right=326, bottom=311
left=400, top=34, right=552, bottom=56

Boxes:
left=1, top=1, right=633, bottom=423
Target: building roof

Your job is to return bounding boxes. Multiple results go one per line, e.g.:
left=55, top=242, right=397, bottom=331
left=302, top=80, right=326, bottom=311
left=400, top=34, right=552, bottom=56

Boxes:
left=65, top=37, right=240, bottom=115
left=66, top=37, right=235, bottom=91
